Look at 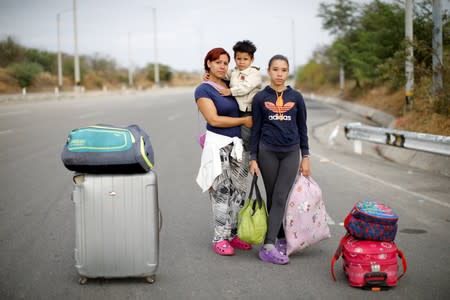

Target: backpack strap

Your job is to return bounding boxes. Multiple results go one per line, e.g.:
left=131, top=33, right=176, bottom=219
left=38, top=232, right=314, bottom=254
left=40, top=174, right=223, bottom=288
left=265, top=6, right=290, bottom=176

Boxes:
left=343, top=205, right=357, bottom=228
left=397, top=248, right=407, bottom=280
left=331, top=233, right=351, bottom=281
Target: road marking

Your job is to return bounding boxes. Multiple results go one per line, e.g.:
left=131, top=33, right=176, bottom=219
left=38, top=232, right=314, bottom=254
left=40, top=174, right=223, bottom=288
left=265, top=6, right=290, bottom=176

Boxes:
left=79, top=112, right=105, bottom=119
left=313, top=153, right=450, bottom=209
left=0, top=110, right=30, bottom=117
left=0, top=129, right=13, bottom=135
left=326, top=213, right=336, bottom=225
left=168, top=113, right=182, bottom=121
left=328, top=125, right=339, bottom=145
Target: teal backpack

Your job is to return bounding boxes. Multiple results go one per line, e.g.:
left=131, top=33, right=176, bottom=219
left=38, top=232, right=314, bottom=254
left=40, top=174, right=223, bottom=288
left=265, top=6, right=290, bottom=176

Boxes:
left=62, top=124, right=154, bottom=174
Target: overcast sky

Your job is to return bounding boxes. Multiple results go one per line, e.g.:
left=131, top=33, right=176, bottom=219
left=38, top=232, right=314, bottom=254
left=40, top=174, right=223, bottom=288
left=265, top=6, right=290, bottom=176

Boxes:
left=1, top=0, right=447, bottom=72
left=0, top=0, right=338, bottom=71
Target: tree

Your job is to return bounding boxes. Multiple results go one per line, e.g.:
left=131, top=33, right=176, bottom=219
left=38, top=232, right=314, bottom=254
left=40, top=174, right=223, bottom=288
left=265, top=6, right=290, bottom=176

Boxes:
left=63, top=55, right=88, bottom=84
left=88, top=53, right=116, bottom=73
left=318, top=0, right=360, bottom=89
left=24, top=48, right=57, bottom=73
left=351, top=0, right=404, bottom=84
left=7, top=62, right=43, bottom=88
left=0, top=36, right=24, bottom=67
left=145, top=63, right=172, bottom=82
left=318, top=0, right=404, bottom=87
left=318, top=0, right=359, bottom=35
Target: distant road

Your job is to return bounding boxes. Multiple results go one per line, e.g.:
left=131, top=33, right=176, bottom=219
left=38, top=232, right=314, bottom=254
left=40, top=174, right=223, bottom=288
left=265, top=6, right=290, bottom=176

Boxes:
left=0, top=89, right=449, bottom=299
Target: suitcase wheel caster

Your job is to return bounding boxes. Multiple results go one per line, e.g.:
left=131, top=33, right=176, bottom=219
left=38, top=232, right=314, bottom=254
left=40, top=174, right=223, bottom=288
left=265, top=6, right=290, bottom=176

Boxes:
left=145, top=275, right=156, bottom=284
left=79, top=277, right=88, bottom=285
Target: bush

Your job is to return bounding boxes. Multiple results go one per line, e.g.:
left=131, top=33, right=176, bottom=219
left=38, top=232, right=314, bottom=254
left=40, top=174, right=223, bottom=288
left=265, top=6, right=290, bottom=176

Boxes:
left=63, top=55, right=88, bottom=84
left=24, top=49, right=57, bottom=73
left=433, top=61, right=450, bottom=116
left=146, top=63, right=173, bottom=82
left=296, top=60, right=327, bottom=90
left=0, top=36, right=24, bottom=67
left=7, top=62, right=43, bottom=88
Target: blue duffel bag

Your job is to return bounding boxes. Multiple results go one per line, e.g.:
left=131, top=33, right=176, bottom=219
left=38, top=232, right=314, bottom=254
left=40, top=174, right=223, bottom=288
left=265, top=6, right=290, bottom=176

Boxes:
left=61, top=124, right=154, bottom=174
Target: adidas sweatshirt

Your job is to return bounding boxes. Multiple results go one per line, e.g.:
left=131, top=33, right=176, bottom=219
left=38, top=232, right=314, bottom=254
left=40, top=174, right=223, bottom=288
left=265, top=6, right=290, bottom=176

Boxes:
left=249, top=85, right=309, bottom=161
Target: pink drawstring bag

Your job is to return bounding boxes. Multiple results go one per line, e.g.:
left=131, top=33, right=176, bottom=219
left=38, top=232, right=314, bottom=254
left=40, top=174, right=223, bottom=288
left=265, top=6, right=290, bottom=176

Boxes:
left=284, top=175, right=331, bottom=256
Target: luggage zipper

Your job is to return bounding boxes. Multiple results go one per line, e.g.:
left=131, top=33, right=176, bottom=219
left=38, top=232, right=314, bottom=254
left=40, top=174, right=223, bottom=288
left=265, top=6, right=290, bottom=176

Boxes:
left=140, top=136, right=154, bottom=169
left=88, top=125, right=136, bottom=143
left=69, top=128, right=131, bottom=151
left=355, top=207, right=398, bottom=221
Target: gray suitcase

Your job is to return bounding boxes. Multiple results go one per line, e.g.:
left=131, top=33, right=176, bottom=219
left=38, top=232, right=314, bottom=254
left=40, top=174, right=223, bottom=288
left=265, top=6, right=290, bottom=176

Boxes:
left=72, top=172, right=161, bottom=284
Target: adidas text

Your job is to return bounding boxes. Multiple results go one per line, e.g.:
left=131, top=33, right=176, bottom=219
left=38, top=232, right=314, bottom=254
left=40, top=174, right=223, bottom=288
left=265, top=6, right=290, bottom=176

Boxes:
left=269, top=114, right=291, bottom=121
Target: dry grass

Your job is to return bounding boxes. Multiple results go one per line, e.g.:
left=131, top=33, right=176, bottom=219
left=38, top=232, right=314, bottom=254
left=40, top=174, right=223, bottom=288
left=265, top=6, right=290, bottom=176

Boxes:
left=0, top=68, right=200, bottom=93
left=298, top=81, right=449, bottom=136
left=0, top=69, right=19, bottom=93
left=353, top=86, right=404, bottom=117
left=396, top=111, right=450, bottom=136
left=1, top=69, right=448, bottom=136
left=357, top=87, right=450, bottom=136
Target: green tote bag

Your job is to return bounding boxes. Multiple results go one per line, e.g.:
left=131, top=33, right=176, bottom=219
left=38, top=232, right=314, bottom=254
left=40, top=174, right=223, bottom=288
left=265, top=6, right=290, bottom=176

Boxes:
left=237, top=175, right=268, bottom=245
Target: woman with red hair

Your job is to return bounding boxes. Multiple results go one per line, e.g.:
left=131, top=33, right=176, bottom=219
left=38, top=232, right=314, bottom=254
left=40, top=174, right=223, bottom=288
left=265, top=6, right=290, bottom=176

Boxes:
left=195, top=47, right=253, bottom=256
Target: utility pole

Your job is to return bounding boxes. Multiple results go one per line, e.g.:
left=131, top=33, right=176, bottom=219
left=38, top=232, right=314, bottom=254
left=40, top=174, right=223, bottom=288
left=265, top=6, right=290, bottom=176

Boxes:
left=57, top=13, right=63, bottom=88
left=339, top=64, right=345, bottom=96
left=405, top=0, right=414, bottom=111
left=153, top=8, right=160, bottom=87
left=73, top=0, right=80, bottom=88
left=432, top=0, right=443, bottom=94
left=128, top=32, right=134, bottom=87
left=291, top=19, right=296, bottom=75
left=57, top=9, right=71, bottom=89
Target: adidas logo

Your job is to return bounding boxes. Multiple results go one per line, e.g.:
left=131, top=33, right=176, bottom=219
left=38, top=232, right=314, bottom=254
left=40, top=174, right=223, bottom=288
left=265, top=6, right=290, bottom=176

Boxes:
left=268, top=114, right=291, bottom=121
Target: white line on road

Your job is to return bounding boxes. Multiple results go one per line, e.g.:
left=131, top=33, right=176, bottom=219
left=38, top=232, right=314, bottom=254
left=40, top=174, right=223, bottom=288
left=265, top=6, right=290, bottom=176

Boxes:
left=0, top=110, right=30, bottom=117
left=167, top=113, right=182, bottom=121
left=326, top=213, right=336, bottom=225
left=0, top=129, right=13, bottom=135
left=79, top=112, right=105, bottom=119
left=313, top=153, right=450, bottom=209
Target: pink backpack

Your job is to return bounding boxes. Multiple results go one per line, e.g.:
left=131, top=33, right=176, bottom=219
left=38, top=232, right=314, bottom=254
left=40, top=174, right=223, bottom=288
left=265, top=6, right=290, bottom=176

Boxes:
left=331, top=234, right=407, bottom=290
left=283, top=175, right=331, bottom=256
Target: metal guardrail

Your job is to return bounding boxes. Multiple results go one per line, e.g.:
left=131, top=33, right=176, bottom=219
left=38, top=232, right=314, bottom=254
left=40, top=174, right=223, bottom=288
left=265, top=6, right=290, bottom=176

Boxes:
left=344, top=122, right=450, bottom=156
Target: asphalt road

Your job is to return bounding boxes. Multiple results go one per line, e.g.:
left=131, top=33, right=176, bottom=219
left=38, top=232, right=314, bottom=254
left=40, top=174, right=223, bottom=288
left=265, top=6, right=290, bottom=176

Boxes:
left=0, top=88, right=449, bottom=300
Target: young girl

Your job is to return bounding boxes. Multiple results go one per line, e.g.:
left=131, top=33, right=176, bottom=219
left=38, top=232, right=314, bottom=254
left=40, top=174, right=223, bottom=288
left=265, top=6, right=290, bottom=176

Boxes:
left=249, top=54, right=311, bottom=265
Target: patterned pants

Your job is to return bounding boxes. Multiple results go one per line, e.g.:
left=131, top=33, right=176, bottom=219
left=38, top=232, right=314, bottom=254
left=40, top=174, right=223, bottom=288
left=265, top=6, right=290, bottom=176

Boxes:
left=210, top=144, right=249, bottom=243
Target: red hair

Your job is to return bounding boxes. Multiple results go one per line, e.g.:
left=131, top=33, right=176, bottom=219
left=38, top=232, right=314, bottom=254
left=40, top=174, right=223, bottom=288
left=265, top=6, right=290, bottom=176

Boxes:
left=204, top=48, right=230, bottom=71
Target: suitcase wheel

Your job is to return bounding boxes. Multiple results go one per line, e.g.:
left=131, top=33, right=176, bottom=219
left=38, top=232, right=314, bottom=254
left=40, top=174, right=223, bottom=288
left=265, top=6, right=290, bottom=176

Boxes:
left=145, top=275, right=156, bottom=284
left=79, top=276, right=88, bottom=285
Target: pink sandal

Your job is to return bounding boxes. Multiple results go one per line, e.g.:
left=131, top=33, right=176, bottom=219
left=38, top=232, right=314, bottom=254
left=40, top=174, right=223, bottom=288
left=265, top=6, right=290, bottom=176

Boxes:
left=230, top=236, right=253, bottom=250
left=212, top=240, right=235, bottom=256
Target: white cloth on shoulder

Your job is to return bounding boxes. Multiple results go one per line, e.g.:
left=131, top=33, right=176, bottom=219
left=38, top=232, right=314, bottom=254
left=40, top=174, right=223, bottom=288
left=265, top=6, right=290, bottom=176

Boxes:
left=196, top=130, right=243, bottom=192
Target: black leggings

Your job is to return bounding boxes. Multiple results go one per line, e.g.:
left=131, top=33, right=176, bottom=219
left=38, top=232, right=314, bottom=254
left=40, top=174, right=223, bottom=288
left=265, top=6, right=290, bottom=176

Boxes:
left=258, top=148, right=299, bottom=245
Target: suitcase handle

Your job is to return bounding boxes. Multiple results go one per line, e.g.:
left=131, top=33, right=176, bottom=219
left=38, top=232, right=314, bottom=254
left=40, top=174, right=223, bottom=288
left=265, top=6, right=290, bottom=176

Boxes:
left=364, top=272, right=387, bottom=284
left=364, top=272, right=389, bottom=289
